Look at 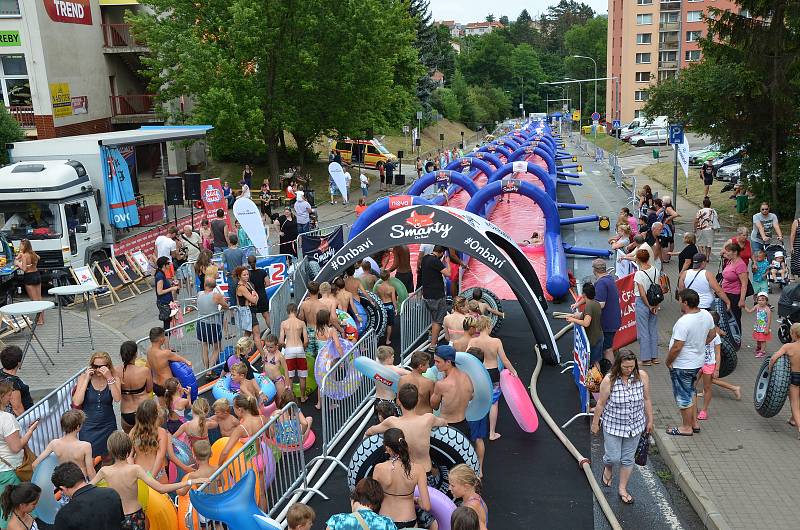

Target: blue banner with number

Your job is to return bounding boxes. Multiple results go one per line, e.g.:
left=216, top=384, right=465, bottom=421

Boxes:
left=101, top=146, right=139, bottom=228
left=256, top=255, right=289, bottom=298
left=573, top=325, right=590, bottom=413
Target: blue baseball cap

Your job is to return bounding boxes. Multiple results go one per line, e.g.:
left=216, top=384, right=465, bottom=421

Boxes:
left=435, top=345, right=456, bottom=363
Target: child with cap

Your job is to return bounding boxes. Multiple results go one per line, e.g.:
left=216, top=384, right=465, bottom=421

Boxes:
left=430, top=345, right=474, bottom=440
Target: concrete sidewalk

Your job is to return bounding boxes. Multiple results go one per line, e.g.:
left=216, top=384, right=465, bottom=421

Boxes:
left=571, top=134, right=799, bottom=530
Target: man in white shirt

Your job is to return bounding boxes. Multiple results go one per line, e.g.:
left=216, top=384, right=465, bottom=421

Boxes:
left=294, top=191, right=313, bottom=234
left=180, top=225, right=202, bottom=263
left=343, top=169, right=352, bottom=205
left=360, top=172, right=369, bottom=197
left=155, top=225, right=178, bottom=262
left=665, top=288, right=716, bottom=436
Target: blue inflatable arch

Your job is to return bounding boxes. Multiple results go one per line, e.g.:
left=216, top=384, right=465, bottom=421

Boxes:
left=407, top=170, right=480, bottom=201
left=496, top=136, right=522, bottom=150
left=444, top=157, right=496, bottom=178
left=457, top=152, right=504, bottom=171
left=465, top=180, right=569, bottom=298
left=487, top=161, right=556, bottom=200
left=478, top=143, right=513, bottom=160
left=508, top=146, right=556, bottom=176
left=350, top=195, right=434, bottom=239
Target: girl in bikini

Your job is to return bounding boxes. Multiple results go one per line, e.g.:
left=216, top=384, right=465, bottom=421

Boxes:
left=314, top=308, right=344, bottom=410
left=117, top=341, right=152, bottom=433
left=263, top=334, right=289, bottom=398
left=130, top=400, right=192, bottom=484
left=449, top=464, right=489, bottom=530
left=217, top=395, right=265, bottom=464
left=443, top=296, right=469, bottom=344
left=372, top=428, right=431, bottom=529
left=270, top=388, right=313, bottom=446
left=174, top=398, right=211, bottom=447
left=1, top=483, right=41, bottom=530
left=162, top=377, right=192, bottom=434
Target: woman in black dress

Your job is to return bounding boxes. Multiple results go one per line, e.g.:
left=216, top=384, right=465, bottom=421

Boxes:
left=259, top=182, right=272, bottom=221
left=274, top=206, right=298, bottom=257
left=72, top=351, right=121, bottom=461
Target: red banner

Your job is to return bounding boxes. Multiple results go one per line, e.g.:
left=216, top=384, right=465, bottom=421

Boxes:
left=201, top=178, right=231, bottom=228
left=389, top=195, right=413, bottom=210
left=43, top=0, right=93, bottom=25
left=112, top=214, right=193, bottom=257
left=612, top=273, right=637, bottom=350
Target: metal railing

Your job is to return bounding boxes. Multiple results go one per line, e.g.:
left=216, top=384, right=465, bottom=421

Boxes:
left=292, top=256, right=309, bottom=301
left=176, top=262, right=199, bottom=310
left=399, top=288, right=432, bottom=357
left=268, top=277, right=290, bottom=335
left=17, top=369, right=84, bottom=454
left=110, top=94, right=157, bottom=117
left=7, top=106, right=35, bottom=129
left=307, top=329, right=378, bottom=472
left=101, top=23, right=145, bottom=48
left=189, top=402, right=323, bottom=527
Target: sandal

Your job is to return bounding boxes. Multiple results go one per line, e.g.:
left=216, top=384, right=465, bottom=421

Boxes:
left=601, top=470, right=612, bottom=487
left=619, top=492, right=635, bottom=505
left=651, top=359, right=660, bottom=364
left=641, top=360, right=652, bottom=366
left=692, top=427, right=701, bottom=433
left=665, top=427, right=693, bottom=436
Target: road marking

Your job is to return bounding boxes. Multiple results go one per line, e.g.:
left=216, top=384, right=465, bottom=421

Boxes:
left=638, top=461, right=684, bottom=529
left=591, top=170, right=602, bottom=175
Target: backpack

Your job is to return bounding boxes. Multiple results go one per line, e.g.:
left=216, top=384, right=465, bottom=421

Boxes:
left=645, top=268, right=664, bottom=306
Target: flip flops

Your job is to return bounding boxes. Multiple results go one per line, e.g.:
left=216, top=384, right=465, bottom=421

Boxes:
left=601, top=471, right=613, bottom=487
left=619, top=492, right=635, bottom=504
left=666, top=427, right=693, bottom=436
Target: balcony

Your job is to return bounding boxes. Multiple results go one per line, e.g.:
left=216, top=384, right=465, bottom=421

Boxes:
left=660, top=1, right=681, bottom=9
left=658, top=61, right=678, bottom=69
left=659, top=40, right=679, bottom=50
left=110, top=95, right=161, bottom=124
left=101, top=24, right=148, bottom=53
left=7, top=106, right=34, bottom=129
left=659, top=22, right=679, bottom=30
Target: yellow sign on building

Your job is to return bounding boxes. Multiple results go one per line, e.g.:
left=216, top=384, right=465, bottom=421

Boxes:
left=572, top=110, right=581, bottom=122
left=49, top=83, right=73, bottom=118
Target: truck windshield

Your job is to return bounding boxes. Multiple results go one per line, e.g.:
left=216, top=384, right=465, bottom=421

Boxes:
left=0, top=201, right=62, bottom=240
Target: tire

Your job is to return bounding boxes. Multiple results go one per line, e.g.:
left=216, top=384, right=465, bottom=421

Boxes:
left=754, top=356, right=790, bottom=418
left=778, top=317, right=792, bottom=344
left=717, top=335, right=738, bottom=378
left=347, top=427, right=479, bottom=494
left=459, top=287, right=504, bottom=334
left=360, top=291, right=387, bottom=339
left=713, top=298, right=741, bottom=349
left=307, top=259, right=321, bottom=281
left=637, top=140, right=645, bottom=147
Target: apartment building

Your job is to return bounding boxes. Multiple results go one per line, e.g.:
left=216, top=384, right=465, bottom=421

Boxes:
left=0, top=0, right=159, bottom=139
left=606, top=0, right=738, bottom=123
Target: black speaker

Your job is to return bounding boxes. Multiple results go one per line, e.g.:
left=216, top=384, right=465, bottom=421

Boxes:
left=439, top=133, right=445, bottom=141
left=165, top=177, right=184, bottom=205
left=184, top=172, right=201, bottom=201
left=395, top=174, right=405, bottom=186
left=397, top=150, right=404, bottom=159
left=415, top=138, right=421, bottom=147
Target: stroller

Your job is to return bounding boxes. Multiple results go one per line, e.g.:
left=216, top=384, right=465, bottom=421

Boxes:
left=763, top=238, right=789, bottom=292
left=777, top=282, right=800, bottom=343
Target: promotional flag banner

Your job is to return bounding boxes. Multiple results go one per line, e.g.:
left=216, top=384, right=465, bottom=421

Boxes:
left=328, top=162, right=349, bottom=203
left=301, top=226, right=344, bottom=266
left=233, top=197, right=269, bottom=256
left=102, top=146, right=139, bottom=228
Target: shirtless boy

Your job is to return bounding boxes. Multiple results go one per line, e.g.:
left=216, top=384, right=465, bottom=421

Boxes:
left=375, top=271, right=397, bottom=345
left=32, top=410, right=95, bottom=480
left=769, top=322, right=800, bottom=438
left=430, top=345, right=474, bottom=439
left=366, top=383, right=447, bottom=473
left=298, top=281, right=323, bottom=356
left=146, top=327, right=191, bottom=397
left=386, top=244, right=414, bottom=294
left=470, top=288, right=505, bottom=319
left=468, top=316, right=517, bottom=441
left=359, top=261, right=378, bottom=291
left=344, top=266, right=368, bottom=299
left=176, top=439, right=218, bottom=496
left=451, top=317, right=477, bottom=352
left=208, top=398, right=239, bottom=438
left=91, top=431, right=206, bottom=530
left=280, top=303, right=309, bottom=401
left=318, top=282, right=339, bottom=317
left=374, top=346, right=407, bottom=419
left=398, top=351, right=435, bottom=414
left=334, top=277, right=362, bottom=326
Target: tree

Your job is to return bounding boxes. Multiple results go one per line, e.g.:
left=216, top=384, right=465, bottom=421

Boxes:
left=430, top=88, right=461, bottom=121
left=485, top=14, right=496, bottom=23
left=510, top=44, right=546, bottom=112
left=540, top=1, right=595, bottom=53
left=499, top=15, right=510, bottom=26
left=409, top=0, right=438, bottom=115
left=430, top=24, right=457, bottom=81
left=563, top=16, right=608, bottom=114
left=0, top=107, right=22, bottom=164
left=508, top=9, right=538, bottom=46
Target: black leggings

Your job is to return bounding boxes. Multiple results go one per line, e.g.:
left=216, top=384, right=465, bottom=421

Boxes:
left=727, top=292, right=742, bottom=330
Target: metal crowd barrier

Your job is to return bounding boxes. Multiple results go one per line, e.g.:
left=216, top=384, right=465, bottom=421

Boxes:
left=188, top=402, right=324, bottom=527
left=307, top=329, right=379, bottom=472
left=175, top=262, right=199, bottom=310
left=292, top=256, right=309, bottom=301
left=268, top=278, right=290, bottom=335
left=17, top=369, right=84, bottom=454
left=399, top=288, right=432, bottom=358
left=135, top=309, right=242, bottom=374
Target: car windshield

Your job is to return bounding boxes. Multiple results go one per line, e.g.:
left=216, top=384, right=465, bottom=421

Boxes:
left=0, top=201, right=63, bottom=240
left=374, top=142, right=391, bottom=155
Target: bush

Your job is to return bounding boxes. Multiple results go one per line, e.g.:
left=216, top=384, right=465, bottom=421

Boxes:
left=0, top=107, right=23, bottom=165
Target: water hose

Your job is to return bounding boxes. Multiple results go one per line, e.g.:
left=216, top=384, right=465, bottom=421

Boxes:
left=529, top=345, right=623, bottom=530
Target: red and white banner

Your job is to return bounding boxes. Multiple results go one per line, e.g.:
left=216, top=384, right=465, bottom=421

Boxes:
left=43, top=0, right=93, bottom=25
left=201, top=178, right=231, bottom=228
left=112, top=214, right=193, bottom=257
left=612, top=272, right=637, bottom=350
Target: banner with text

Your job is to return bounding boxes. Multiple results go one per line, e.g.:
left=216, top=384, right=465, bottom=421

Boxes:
left=200, top=178, right=231, bottom=228
left=232, top=197, right=269, bottom=256
left=572, top=324, right=590, bottom=412
left=612, top=272, right=637, bottom=350
left=213, top=254, right=289, bottom=299
left=301, top=226, right=344, bottom=266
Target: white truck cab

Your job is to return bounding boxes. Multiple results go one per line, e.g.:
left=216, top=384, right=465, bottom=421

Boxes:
left=0, top=161, right=103, bottom=273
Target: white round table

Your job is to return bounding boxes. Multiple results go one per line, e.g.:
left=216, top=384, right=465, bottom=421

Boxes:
left=0, top=301, right=56, bottom=375
left=49, top=284, right=97, bottom=352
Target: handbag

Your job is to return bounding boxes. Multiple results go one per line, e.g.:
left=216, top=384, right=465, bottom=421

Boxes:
left=645, top=269, right=664, bottom=306
left=658, top=271, right=671, bottom=295
left=0, top=445, right=35, bottom=481
left=634, top=432, right=650, bottom=466
left=157, top=302, right=172, bottom=321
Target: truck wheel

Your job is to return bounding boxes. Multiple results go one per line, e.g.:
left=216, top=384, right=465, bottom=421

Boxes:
left=717, top=336, right=738, bottom=378
left=459, top=287, right=504, bottom=334
left=89, top=250, right=107, bottom=267
left=754, top=356, right=790, bottom=418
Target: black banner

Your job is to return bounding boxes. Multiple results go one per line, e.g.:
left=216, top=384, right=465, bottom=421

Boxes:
left=302, top=226, right=344, bottom=266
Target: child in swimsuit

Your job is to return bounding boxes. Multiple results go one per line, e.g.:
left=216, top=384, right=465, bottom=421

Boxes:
left=231, top=363, right=267, bottom=404
left=281, top=302, right=310, bottom=402
left=31, top=410, right=96, bottom=481
left=769, top=322, right=800, bottom=438
left=174, top=398, right=211, bottom=447
left=162, top=377, right=191, bottom=434
left=270, top=388, right=313, bottom=446
left=263, top=334, right=289, bottom=398
left=208, top=398, right=239, bottom=441
left=372, top=346, right=406, bottom=421
left=176, top=439, right=219, bottom=527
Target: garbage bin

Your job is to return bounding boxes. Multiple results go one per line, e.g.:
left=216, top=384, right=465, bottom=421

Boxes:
left=652, top=149, right=660, bottom=160
left=736, top=194, right=749, bottom=214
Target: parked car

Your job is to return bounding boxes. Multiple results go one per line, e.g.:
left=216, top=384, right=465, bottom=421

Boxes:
left=716, top=162, right=741, bottom=182
left=711, top=148, right=743, bottom=172
left=620, top=126, right=647, bottom=142
left=628, top=128, right=669, bottom=147
left=689, top=144, right=722, bottom=166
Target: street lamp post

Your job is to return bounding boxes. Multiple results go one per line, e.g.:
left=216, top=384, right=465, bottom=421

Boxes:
left=573, top=55, right=597, bottom=115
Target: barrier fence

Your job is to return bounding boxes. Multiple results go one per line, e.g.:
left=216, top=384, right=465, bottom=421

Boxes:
left=17, top=370, right=83, bottom=454
left=292, top=256, right=309, bottom=302
left=268, top=277, right=290, bottom=336
left=188, top=402, right=323, bottom=527
left=308, top=329, right=379, bottom=472
left=400, top=289, right=433, bottom=358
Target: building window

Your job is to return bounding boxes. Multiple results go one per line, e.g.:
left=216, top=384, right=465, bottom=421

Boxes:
left=660, top=12, right=679, bottom=23
left=635, top=110, right=645, bottom=118
left=658, top=70, right=677, bottom=81
left=0, top=55, right=30, bottom=107
left=636, top=53, right=652, bottom=64
left=635, top=72, right=651, bottom=82
left=685, top=50, right=701, bottom=62
left=687, top=11, right=703, bottom=22
left=637, top=0, right=653, bottom=4
left=637, top=14, right=653, bottom=25
left=636, top=33, right=652, bottom=44
left=686, top=30, right=702, bottom=42
left=659, top=51, right=677, bottom=62
left=0, top=1, right=19, bottom=16
left=634, top=91, right=649, bottom=102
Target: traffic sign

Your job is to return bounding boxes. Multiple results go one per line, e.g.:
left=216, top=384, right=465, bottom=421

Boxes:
left=669, top=124, right=684, bottom=144
left=591, top=112, right=600, bottom=121
left=592, top=120, right=599, bottom=126
left=612, top=120, right=621, bottom=129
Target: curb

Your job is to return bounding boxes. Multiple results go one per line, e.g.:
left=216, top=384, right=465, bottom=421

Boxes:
left=651, top=430, right=732, bottom=530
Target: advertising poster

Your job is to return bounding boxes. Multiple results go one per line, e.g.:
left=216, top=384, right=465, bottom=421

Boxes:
left=200, top=178, right=231, bottom=228
left=49, top=83, right=72, bottom=118
left=612, top=273, right=637, bottom=350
